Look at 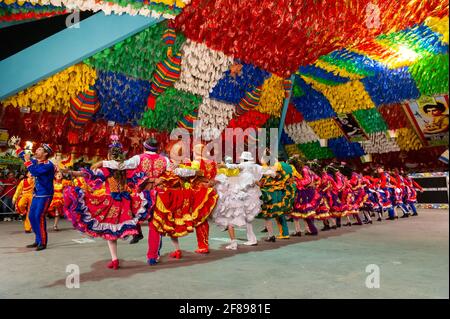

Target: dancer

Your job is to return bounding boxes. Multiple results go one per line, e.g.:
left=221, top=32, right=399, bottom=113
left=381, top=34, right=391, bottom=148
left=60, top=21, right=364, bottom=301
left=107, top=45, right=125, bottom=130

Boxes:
left=348, top=172, right=367, bottom=225
left=316, top=167, right=336, bottom=231
left=153, top=143, right=218, bottom=259
left=214, top=151, right=271, bottom=249
left=47, top=170, right=65, bottom=231
left=376, top=167, right=397, bottom=220
left=403, top=172, right=424, bottom=216
left=100, top=137, right=171, bottom=265
left=289, top=157, right=320, bottom=236
left=15, top=143, right=55, bottom=251
left=258, top=153, right=296, bottom=242
left=63, top=136, right=153, bottom=269
left=12, top=171, right=34, bottom=233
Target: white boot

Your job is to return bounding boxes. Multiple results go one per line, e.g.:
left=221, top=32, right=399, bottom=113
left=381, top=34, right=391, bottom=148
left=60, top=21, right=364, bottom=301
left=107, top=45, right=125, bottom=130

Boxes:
left=244, top=223, right=258, bottom=246
left=225, top=240, right=238, bottom=250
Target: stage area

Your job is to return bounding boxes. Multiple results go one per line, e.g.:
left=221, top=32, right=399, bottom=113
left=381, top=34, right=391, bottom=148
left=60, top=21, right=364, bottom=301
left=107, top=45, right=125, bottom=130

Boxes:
left=0, top=209, right=448, bottom=299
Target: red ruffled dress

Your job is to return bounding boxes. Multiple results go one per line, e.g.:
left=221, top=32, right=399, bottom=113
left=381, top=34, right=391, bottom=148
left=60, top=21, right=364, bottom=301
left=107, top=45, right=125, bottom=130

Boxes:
left=63, top=168, right=153, bottom=241
left=152, top=159, right=218, bottom=238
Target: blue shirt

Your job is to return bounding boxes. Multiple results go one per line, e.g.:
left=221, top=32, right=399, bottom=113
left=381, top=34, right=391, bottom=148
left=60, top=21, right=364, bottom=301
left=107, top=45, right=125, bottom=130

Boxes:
left=18, top=150, right=55, bottom=197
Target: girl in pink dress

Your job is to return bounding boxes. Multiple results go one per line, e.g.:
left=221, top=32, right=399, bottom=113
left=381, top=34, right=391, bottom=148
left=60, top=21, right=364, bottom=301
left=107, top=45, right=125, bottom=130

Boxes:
left=63, top=136, right=153, bottom=270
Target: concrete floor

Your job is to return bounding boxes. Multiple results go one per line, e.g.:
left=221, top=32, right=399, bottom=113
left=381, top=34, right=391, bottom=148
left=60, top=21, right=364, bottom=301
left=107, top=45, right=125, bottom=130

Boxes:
left=0, top=209, right=448, bottom=299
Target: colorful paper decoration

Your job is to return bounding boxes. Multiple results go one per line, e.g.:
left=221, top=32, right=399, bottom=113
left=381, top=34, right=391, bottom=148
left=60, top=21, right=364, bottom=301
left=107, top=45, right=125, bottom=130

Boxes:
left=256, top=75, right=285, bottom=117
left=69, top=86, right=99, bottom=130
left=209, top=62, right=270, bottom=104
left=304, top=77, right=376, bottom=113
left=395, top=127, right=424, bottom=151
left=2, top=63, right=96, bottom=114
left=291, top=76, right=336, bottom=121
left=140, top=87, right=202, bottom=132
left=359, top=132, right=401, bottom=154
left=174, top=39, right=233, bottom=97
left=285, top=121, right=319, bottom=144
left=361, top=67, right=421, bottom=106
left=409, top=53, right=449, bottom=96
left=308, top=118, right=344, bottom=139
left=197, top=97, right=235, bottom=141
left=298, top=141, right=334, bottom=160
left=235, top=86, right=262, bottom=116
left=353, top=108, right=388, bottom=133
left=94, top=70, right=150, bottom=125
left=85, top=21, right=185, bottom=81
left=378, top=103, right=410, bottom=129
left=328, top=137, right=366, bottom=159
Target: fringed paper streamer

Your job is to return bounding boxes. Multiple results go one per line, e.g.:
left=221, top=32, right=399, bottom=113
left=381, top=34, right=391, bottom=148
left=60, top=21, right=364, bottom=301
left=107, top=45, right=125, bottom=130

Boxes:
left=291, top=76, right=336, bottom=121
left=352, top=108, right=388, bottom=134
left=147, top=51, right=183, bottom=109
left=210, top=62, right=270, bottom=104
left=308, top=118, right=344, bottom=140
left=377, top=24, right=448, bottom=55
left=256, top=75, right=285, bottom=117
left=85, top=21, right=185, bottom=81
left=353, top=40, right=415, bottom=69
left=361, top=67, right=420, bottom=107
left=298, top=141, right=334, bottom=160
left=197, top=97, right=234, bottom=141
left=284, top=103, right=304, bottom=125
left=378, top=103, right=410, bottom=129
left=94, top=70, right=150, bottom=126
left=328, top=137, right=366, bottom=159
left=227, top=110, right=270, bottom=131
left=140, top=87, right=202, bottom=132
left=12, top=0, right=188, bottom=18
left=304, top=77, right=376, bottom=113
left=359, top=132, right=401, bottom=154
left=395, top=127, right=424, bottom=151
left=177, top=108, right=198, bottom=134
left=235, top=86, right=262, bottom=116
left=174, top=40, right=233, bottom=97
left=280, top=129, right=295, bottom=145
left=285, top=121, right=319, bottom=144
left=320, top=49, right=387, bottom=77
left=284, top=144, right=303, bottom=158
left=69, top=86, right=99, bottom=130
left=299, top=65, right=350, bottom=85
left=314, top=59, right=365, bottom=81
left=2, top=63, right=96, bottom=114
left=424, top=16, right=449, bottom=44
left=409, top=53, right=449, bottom=96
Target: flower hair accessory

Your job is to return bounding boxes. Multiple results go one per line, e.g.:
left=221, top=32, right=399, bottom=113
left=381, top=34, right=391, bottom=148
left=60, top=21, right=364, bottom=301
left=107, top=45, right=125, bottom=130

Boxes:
left=109, top=134, right=123, bottom=149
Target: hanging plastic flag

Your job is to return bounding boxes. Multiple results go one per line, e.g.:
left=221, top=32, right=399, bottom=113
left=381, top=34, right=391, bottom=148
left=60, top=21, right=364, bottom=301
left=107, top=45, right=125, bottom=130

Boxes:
left=235, top=86, right=262, bottom=116
left=68, top=85, right=99, bottom=144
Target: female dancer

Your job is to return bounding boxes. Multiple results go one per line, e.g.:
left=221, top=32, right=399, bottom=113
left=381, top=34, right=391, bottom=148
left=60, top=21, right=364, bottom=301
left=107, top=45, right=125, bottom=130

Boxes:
left=47, top=171, right=66, bottom=231
left=213, top=152, right=265, bottom=249
left=289, top=157, right=320, bottom=236
left=258, top=153, right=295, bottom=242
left=63, top=136, right=153, bottom=269
left=12, top=171, right=34, bottom=233
left=316, top=166, right=337, bottom=231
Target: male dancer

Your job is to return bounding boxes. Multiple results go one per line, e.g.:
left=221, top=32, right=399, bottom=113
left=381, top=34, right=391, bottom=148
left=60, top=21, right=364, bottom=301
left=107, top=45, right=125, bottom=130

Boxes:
left=15, top=143, right=55, bottom=251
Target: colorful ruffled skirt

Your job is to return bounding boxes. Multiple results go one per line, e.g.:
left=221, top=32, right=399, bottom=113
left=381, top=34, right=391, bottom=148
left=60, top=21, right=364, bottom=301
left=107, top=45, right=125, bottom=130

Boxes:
left=152, top=186, right=218, bottom=238
left=291, top=187, right=319, bottom=219
left=315, top=191, right=333, bottom=220
left=258, top=183, right=296, bottom=219
left=63, top=187, right=153, bottom=241
left=48, top=194, right=64, bottom=217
